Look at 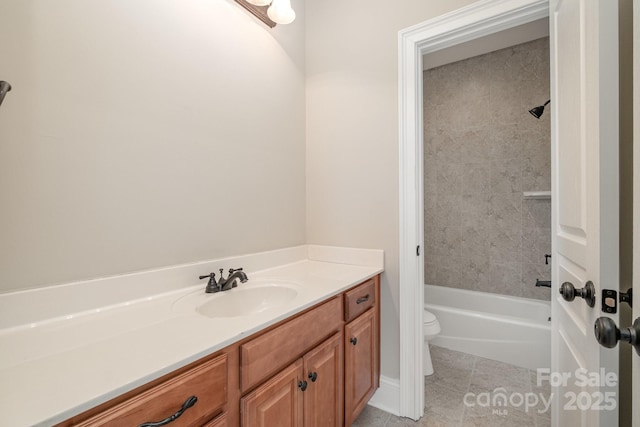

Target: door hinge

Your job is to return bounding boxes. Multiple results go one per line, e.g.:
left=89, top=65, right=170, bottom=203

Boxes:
left=416, top=245, right=420, bottom=256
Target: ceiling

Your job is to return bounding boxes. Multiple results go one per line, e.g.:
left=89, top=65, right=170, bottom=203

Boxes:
left=423, top=18, right=549, bottom=70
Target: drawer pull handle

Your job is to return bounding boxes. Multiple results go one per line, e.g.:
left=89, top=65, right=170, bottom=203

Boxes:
left=298, top=380, right=308, bottom=391
left=138, top=395, right=198, bottom=427
left=308, top=371, right=318, bottom=382
left=350, top=337, right=358, bottom=345
left=356, top=294, right=370, bottom=304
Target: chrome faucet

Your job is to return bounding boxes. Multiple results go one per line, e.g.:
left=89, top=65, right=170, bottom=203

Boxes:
left=199, top=268, right=248, bottom=293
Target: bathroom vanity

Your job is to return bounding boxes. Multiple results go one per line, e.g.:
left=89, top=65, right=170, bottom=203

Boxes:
left=0, top=246, right=383, bottom=426
left=57, top=277, right=379, bottom=427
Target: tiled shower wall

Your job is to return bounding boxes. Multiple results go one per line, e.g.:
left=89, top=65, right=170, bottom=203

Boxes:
left=423, top=38, right=551, bottom=300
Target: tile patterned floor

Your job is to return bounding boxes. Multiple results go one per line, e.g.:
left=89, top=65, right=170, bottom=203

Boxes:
left=352, top=346, right=551, bottom=427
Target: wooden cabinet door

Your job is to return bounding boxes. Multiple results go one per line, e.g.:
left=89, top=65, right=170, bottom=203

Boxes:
left=241, top=359, right=304, bottom=427
left=302, top=332, right=343, bottom=427
left=202, top=413, right=227, bottom=427
left=344, top=309, right=376, bottom=426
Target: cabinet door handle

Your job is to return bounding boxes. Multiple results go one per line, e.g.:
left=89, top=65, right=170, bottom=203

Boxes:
left=356, top=294, right=370, bottom=304
left=350, top=337, right=358, bottom=345
left=298, top=380, right=308, bottom=391
left=138, top=395, right=197, bottom=427
left=308, top=371, right=318, bottom=382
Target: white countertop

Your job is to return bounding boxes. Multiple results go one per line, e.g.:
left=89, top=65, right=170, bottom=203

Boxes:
left=0, top=246, right=383, bottom=426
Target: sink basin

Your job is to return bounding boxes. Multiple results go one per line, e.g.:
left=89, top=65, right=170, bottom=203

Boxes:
left=197, top=286, right=298, bottom=318
left=173, top=281, right=299, bottom=318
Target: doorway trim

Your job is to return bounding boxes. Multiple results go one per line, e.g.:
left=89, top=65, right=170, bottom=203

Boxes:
left=397, top=0, right=549, bottom=419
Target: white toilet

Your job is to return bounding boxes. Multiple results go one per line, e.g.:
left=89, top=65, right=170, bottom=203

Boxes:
left=423, top=309, right=441, bottom=376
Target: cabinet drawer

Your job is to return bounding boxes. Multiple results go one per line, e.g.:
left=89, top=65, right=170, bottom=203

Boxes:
left=344, top=279, right=375, bottom=322
left=79, top=354, right=228, bottom=427
left=203, top=413, right=228, bottom=427
left=240, top=296, right=342, bottom=392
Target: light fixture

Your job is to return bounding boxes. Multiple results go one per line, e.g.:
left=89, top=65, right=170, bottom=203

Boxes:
left=529, top=99, right=550, bottom=119
left=236, top=0, right=295, bottom=26
left=267, top=0, right=295, bottom=25
left=245, top=0, right=271, bottom=6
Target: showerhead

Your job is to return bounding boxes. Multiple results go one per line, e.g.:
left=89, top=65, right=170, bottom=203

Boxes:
left=529, top=99, right=550, bottom=119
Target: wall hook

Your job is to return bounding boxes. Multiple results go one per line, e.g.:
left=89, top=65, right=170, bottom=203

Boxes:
left=0, top=81, right=12, bottom=107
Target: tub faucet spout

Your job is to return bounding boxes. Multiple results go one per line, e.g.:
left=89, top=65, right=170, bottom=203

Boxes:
left=535, top=279, right=551, bottom=288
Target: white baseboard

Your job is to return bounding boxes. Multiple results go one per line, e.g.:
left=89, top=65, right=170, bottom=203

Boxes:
left=367, top=375, right=400, bottom=416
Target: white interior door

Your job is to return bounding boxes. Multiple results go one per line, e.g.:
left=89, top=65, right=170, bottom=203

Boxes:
left=550, top=0, right=620, bottom=426
left=633, top=2, right=640, bottom=424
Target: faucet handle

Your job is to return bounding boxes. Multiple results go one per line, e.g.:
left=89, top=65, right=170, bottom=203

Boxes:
left=199, top=272, right=216, bottom=280
left=200, top=272, right=221, bottom=293
left=229, top=267, right=243, bottom=274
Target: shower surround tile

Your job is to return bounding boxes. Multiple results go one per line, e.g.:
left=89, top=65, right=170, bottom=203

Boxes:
left=523, top=199, right=551, bottom=229
left=488, top=124, right=525, bottom=160
left=436, top=163, right=464, bottom=195
left=490, top=160, right=522, bottom=193
left=462, top=163, right=491, bottom=195
left=460, top=226, right=491, bottom=259
left=458, top=128, right=493, bottom=163
left=460, top=194, right=492, bottom=228
left=436, top=195, right=463, bottom=227
left=522, top=159, right=551, bottom=191
left=489, top=193, right=523, bottom=230
left=489, top=228, right=522, bottom=264
left=460, top=259, right=489, bottom=292
left=433, top=129, right=465, bottom=164
left=434, top=255, right=463, bottom=288
left=425, top=196, right=437, bottom=225
left=489, top=82, right=525, bottom=125
left=488, top=262, right=522, bottom=297
left=424, top=37, right=551, bottom=301
left=521, top=262, right=551, bottom=300
left=424, top=161, right=438, bottom=195
left=522, top=228, right=551, bottom=263
left=434, top=227, right=462, bottom=257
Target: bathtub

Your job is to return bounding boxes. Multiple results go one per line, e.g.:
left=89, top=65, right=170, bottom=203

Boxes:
left=424, top=284, right=551, bottom=370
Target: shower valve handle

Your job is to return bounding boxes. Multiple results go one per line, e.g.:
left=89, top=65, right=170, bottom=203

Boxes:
left=559, top=281, right=596, bottom=308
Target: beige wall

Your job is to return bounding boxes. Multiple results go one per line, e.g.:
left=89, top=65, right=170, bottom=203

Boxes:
left=305, top=0, right=476, bottom=380
left=0, top=0, right=306, bottom=292
left=1, top=0, right=544, bottom=385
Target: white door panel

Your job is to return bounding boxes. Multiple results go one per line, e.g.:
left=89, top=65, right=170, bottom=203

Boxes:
left=633, top=2, right=639, bottom=425
left=551, top=0, right=619, bottom=426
